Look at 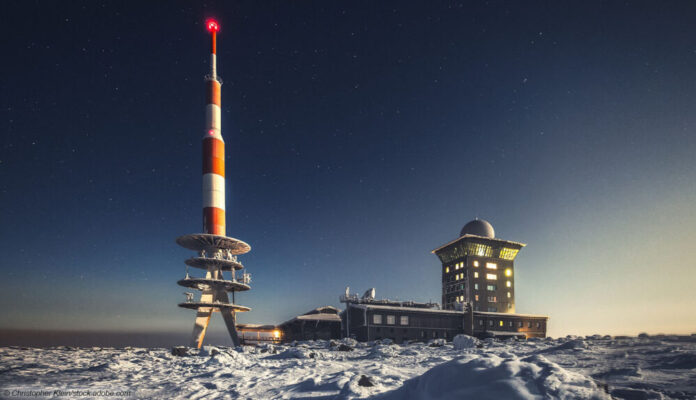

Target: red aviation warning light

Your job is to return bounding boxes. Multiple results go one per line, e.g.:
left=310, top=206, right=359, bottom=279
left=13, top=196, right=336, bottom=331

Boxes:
left=206, top=19, right=219, bottom=33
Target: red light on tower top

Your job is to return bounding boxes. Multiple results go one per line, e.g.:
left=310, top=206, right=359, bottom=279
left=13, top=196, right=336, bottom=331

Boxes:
left=206, top=19, right=219, bottom=33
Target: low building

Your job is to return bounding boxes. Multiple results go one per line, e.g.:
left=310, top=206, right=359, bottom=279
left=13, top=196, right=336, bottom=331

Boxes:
left=340, top=290, right=547, bottom=343
left=278, top=306, right=342, bottom=342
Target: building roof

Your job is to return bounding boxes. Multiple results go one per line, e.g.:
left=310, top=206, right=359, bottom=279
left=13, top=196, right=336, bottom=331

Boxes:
left=236, top=324, right=278, bottom=331
left=460, top=219, right=495, bottom=238
left=350, top=304, right=464, bottom=314
left=294, top=314, right=342, bottom=321
left=432, top=234, right=526, bottom=254
left=473, top=311, right=548, bottom=319
left=279, top=306, right=343, bottom=326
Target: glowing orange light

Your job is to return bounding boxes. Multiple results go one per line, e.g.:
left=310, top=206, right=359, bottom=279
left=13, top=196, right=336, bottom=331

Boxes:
left=206, top=19, right=219, bottom=33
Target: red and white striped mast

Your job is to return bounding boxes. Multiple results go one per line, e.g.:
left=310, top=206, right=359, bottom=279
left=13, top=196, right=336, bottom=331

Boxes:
left=176, top=19, right=253, bottom=349
left=203, top=18, right=225, bottom=236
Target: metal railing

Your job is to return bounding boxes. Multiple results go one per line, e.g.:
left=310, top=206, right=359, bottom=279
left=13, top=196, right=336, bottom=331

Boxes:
left=204, top=74, right=223, bottom=84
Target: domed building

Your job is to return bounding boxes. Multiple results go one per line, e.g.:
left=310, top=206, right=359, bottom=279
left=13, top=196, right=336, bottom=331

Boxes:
left=459, top=218, right=496, bottom=238
left=431, top=218, right=548, bottom=338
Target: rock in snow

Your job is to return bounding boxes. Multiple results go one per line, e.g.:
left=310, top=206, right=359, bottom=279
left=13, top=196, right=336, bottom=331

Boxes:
left=453, top=334, right=479, bottom=350
left=1, top=335, right=695, bottom=399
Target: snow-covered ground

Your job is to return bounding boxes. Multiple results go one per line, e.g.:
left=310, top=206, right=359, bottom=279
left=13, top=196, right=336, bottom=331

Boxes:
left=1, top=334, right=694, bottom=399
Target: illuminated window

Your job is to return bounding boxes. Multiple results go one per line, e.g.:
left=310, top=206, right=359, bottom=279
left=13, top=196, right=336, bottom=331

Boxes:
left=488, top=320, right=493, bottom=327
left=474, top=294, right=479, bottom=301
left=499, top=247, right=519, bottom=260
left=506, top=281, right=511, bottom=288
left=507, top=292, right=511, bottom=298
left=488, top=296, right=497, bottom=303
left=474, top=272, right=479, bottom=278
left=400, top=316, right=409, bottom=325
left=505, top=268, right=512, bottom=277
left=473, top=261, right=479, bottom=267
left=373, top=314, right=382, bottom=324
left=463, top=243, right=493, bottom=257
left=445, top=267, right=449, bottom=273
left=486, top=263, right=497, bottom=270
left=474, top=283, right=479, bottom=290
left=499, top=320, right=504, bottom=327
left=486, top=273, right=497, bottom=280
left=487, top=284, right=496, bottom=291
left=386, top=315, right=396, bottom=325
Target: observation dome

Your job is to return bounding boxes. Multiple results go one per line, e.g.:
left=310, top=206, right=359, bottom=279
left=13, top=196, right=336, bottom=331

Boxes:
left=460, top=219, right=495, bottom=238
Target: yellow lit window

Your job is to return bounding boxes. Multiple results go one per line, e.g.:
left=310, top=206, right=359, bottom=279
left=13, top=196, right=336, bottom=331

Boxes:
left=499, top=321, right=504, bottom=327
left=473, top=261, right=479, bottom=267
left=474, top=272, right=479, bottom=278
left=506, top=281, right=511, bottom=288
left=486, top=262, right=497, bottom=270
left=499, top=247, right=519, bottom=260
left=474, top=294, right=479, bottom=301
left=505, top=268, right=512, bottom=277
left=445, top=267, right=449, bottom=273
left=507, top=292, right=511, bottom=298
left=486, top=273, right=497, bottom=280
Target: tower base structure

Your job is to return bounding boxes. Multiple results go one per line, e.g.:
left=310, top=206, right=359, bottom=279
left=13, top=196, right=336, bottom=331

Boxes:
left=176, top=233, right=252, bottom=348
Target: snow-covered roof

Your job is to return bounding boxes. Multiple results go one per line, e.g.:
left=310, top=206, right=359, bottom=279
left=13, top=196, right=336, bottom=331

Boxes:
left=236, top=324, right=277, bottom=330
left=279, top=306, right=343, bottom=325
left=295, top=314, right=341, bottom=321
left=431, top=234, right=526, bottom=254
left=474, top=311, right=548, bottom=319
left=302, top=306, right=341, bottom=315
left=350, top=304, right=464, bottom=314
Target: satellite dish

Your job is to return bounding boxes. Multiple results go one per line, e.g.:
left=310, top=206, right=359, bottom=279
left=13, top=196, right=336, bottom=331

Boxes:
left=362, top=288, right=376, bottom=300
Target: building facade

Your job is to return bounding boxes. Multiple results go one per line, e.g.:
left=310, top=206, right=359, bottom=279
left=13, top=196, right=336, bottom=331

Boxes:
left=339, top=297, right=548, bottom=343
left=433, top=219, right=525, bottom=313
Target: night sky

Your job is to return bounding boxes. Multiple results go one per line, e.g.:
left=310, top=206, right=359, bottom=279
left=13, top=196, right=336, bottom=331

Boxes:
left=1, top=1, right=695, bottom=344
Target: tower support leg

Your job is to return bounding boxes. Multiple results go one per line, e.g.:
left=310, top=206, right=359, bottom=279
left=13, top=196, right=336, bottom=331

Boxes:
left=216, top=290, right=241, bottom=346
left=190, top=270, right=215, bottom=348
